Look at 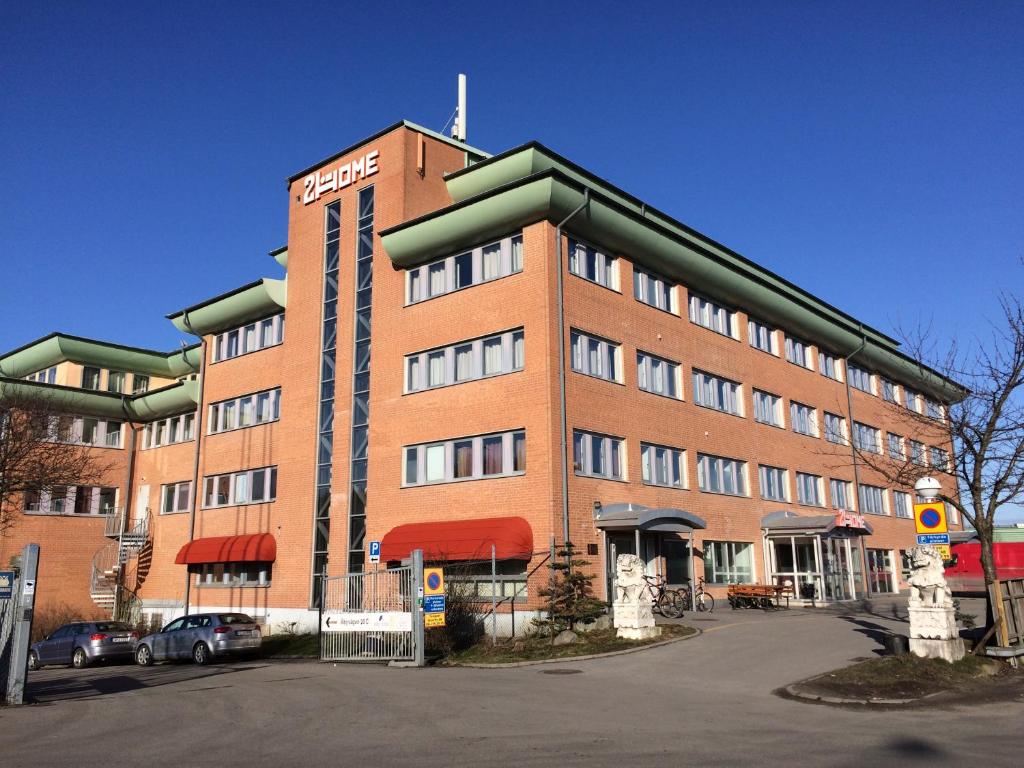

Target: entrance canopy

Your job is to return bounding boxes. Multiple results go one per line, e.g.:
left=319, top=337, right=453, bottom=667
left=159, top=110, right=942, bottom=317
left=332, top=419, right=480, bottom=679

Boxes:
left=174, top=533, right=277, bottom=564
left=380, top=516, right=533, bottom=562
left=761, top=510, right=873, bottom=536
left=594, top=503, right=707, bottom=533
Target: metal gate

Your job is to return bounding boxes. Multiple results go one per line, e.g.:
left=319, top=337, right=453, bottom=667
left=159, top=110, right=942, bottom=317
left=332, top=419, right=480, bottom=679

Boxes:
left=1, top=570, right=23, bottom=702
left=320, top=552, right=423, bottom=663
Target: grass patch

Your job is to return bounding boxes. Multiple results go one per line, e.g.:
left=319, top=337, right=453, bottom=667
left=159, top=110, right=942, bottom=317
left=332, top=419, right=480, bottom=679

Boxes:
left=805, top=652, right=1005, bottom=700
left=261, top=633, right=319, bottom=658
left=443, top=624, right=695, bottom=665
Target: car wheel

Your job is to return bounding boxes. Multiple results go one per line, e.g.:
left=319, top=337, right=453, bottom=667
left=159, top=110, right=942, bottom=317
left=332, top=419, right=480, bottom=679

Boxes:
left=72, top=647, right=89, bottom=669
left=27, top=650, right=40, bottom=671
left=136, top=644, right=153, bottom=666
left=192, top=642, right=210, bottom=665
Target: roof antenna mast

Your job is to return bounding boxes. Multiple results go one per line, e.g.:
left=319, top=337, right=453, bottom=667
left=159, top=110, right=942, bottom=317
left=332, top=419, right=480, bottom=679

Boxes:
left=451, top=73, right=467, bottom=142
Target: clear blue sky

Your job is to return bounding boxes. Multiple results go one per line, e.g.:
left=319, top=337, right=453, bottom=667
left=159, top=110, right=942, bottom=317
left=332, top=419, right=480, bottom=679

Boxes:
left=2, top=3, right=1022, bottom=515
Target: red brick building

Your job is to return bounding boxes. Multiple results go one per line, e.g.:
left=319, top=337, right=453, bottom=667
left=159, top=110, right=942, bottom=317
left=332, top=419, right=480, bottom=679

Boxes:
left=0, top=121, right=963, bottom=632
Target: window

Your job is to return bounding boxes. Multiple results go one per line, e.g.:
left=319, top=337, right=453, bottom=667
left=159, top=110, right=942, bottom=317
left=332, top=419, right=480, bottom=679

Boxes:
left=945, top=501, right=960, bottom=526
left=208, top=388, right=282, bottom=434
left=859, top=484, right=887, bottom=515
left=107, top=371, right=125, bottom=394
left=447, top=560, right=529, bottom=602
left=104, top=421, right=123, bottom=448
left=636, top=351, right=681, bottom=399
left=573, top=430, right=624, bottom=480
left=796, top=472, right=823, bottom=506
left=784, top=335, right=813, bottom=369
left=931, top=446, right=951, bottom=472
left=568, top=238, right=618, bottom=290
left=852, top=422, right=881, bottom=454
left=748, top=318, right=776, bottom=354
left=25, top=366, right=57, bottom=384
left=24, top=486, right=116, bottom=515
left=759, top=465, right=788, bottom=502
left=192, top=562, right=272, bottom=587
left=406, top=329, right=524, bottom=392
left=926, top=399, right=943, bottom=420
left=893, top=491, right=912, bottom=519
left=403, top=430, right=526, bottom=486
left=570, top=330, right=620, bottom=383
left=143, top=413, right=196, bottom=448
left=132, top=375, right=150, bottom=394
left=407, top=233, right=524, bottom=303
left=692, top=370, right=741, bottom=416
left=882, top=378, right=898, bottom=403
left=830, top=479, right=854, bottom=510
left=888, top=433, right=904, bottom=460
left=753, top=390, right=783, bottom=427
left=704, top=541, right=753, bottom=584
left=213, top=313, right=284, bottom=363
left=697, top=454, right=746, bottom=496
left=203, top=467, right=277, bottom=508
left=641, top=443, right=686, bottom=489
left=46, top=415, right=123, bottom=448
left=161, top=481, right=192, bottom=514
left=818, top=351, right=842, bottom=381
left=909, top=440, right=926, bottom=466
left=848, top=364, right=872, bottom=393
left=824, top=412, right=846, bottom=444
left=790, top=402, right=818, bottom=437
left=633, top=267, right=675, bottom=313
left=688, top=294, right=735, bottom=337
left=904, top=388, right=920, bottom=412
left=82, top=366, right=101, bottom=390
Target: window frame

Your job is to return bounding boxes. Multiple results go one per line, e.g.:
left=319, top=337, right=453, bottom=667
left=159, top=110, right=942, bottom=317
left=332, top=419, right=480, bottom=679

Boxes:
left=570, top=329, right=622, bottom=384
left=212, top=313, right=285, bottom=364
left=632, top=266, right=677, bottom=314
left=692, top=370, right=742, bottom=416
left=758, top=464, right=788, bottom=502
left=202, top=466, right=277, bottom=509
left=752, top=390, right=784, bottom=428
left=403, top=430, right=527, bottom=487
left=573, top=430, right=625, bottom=481
left=636, top=350, right=682, bottom=400
left=406, top=232, right=525, bottom=305
left=795, top=472, right=824, bottom=507
left=640, top=442, right=687, bottom=489
left=688, top=293, right=736, bottom=338
left=697, top=453, right=747, bottom=496
left=207, top=388, right=282, bottom=435
left=567, top=237, right=620, bottom=292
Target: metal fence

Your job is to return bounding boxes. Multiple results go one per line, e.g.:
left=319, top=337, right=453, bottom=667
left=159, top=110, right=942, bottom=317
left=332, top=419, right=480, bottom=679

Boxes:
left=1, top=571, right=22, bottom=703
left=320, top=564, right=418, bottom=662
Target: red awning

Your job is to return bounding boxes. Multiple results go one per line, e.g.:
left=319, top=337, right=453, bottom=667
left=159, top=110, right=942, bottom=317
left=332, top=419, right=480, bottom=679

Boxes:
left=174, top=533, right=277, bottom=565
left=380, top=516, right=533, bottom=562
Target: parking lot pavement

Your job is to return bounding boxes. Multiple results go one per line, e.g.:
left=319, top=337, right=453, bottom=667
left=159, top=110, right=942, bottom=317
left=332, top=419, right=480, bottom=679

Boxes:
left=2, top=599, right=1018, bottom=768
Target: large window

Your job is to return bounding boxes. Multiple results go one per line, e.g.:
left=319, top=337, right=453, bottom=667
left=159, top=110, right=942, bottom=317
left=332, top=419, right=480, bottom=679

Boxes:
left=132, top=375, right=150, bottom=395
left=790, top=402, right=818, bottom=437
left=448, top=561, right=529, bottom=603
left=887, top=433, right=905, bottom=460
left=573, top=430, right=624, bottom=480
left=688, top=294, right=735, bottom=337
left=24, top=486, right=117, bottom=515
left=926, top=399, right=944, bottom=420
left=568, top=238, right=618, bottom=290
left=759, top=465, right=788, bottom=502
left=704, top=541, right=754, bottom=584
left=824, top=412, right=846, bottom=444
left=636, top=351, right=681, bottom=399
left=47, top=415, right=123, bottom=448
left=407, top=329, right=524, bottom=393
left=697, top=454, right=746, bottom=496
left=633, top=267, right=675, bottom=313
left=570, top=330, right=621, bottom=383
left=785, top=335, right=813, bottom=370
left=25, top=366, right=57, bottom=384
left=143, top=413, right=195, bottom=449
left=893, top=491, right=912, bottom=519
left=407, top=233, right=524, bottom=304
left=748, top=317, right=776, bottom=354
left=818, top=351, right=842, bottom=381
left=848, top=364, right=873, bottom=393
left=82, top=366, right=101, bottom=390
left=161, top=481, right=192, bottom=515
left=404, top=430, right=526, bottom=486
left=881, top=378, right=898, bottom=403
left=213, top=313, right=285, bottom=363
left=909, top=440, right=926, bottom=465
left=692, top=370, right=742, bottom=416
left=859, top=484, right=887, bottom=515
left=852, top=422, right=881, bottom=454
left=106, top=371, right=126, bottom=394
left=753, top=390, right=783, bottom=427
left=830, top=479, right=854, bottom=510
left=904, top=388, right=920, bottom=412
left=208, top=388, right=281, bottom=434
left=203, top=467, right=277, bottom=508
left=796, top=472, right=823, bottom=506
left=641, top=443, right=686, bottom=489
left=930, top=446, right=951, bottom=472
left=193, top=562, right=272, bottom=588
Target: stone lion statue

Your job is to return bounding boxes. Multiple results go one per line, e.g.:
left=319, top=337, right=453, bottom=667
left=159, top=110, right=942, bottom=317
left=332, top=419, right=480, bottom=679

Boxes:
left=614, top=553, right=647, bottom=603
left=907, top=545, right=952, bottom=607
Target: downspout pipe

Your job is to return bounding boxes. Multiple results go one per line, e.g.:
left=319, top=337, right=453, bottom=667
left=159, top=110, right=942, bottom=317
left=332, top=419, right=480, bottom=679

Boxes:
left=555, top=189, right=591, bottom=549
left=843, top=326, right=868, bottom=596
left=180, top=313, right=207, bottom=615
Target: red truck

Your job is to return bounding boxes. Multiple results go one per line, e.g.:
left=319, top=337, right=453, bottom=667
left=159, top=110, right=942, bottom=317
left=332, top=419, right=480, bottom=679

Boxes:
left=945, top=541, right=1024, bottom=594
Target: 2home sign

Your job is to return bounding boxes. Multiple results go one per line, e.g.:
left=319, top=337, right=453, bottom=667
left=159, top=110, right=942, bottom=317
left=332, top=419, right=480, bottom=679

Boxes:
left=302, top=150, right=380, bottom=204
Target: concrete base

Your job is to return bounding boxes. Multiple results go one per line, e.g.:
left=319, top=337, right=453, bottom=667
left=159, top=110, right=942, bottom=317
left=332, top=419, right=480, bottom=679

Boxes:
left=910, top=637, right=965, bottom=663
left=908, top=604, right=964, bottom=663
left=612, top=600, right=659, bottom=640
left=616, top=626, right=662, bottom=641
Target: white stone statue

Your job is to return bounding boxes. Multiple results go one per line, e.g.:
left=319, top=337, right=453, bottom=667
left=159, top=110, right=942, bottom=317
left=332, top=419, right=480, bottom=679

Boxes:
left=906, top=545, right=964, bottom=662
left=612, top=553, right=661, bottom=640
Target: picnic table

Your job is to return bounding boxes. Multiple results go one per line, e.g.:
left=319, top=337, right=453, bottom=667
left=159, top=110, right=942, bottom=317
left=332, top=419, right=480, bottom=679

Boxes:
left=726, top=583, right=794, bottom=609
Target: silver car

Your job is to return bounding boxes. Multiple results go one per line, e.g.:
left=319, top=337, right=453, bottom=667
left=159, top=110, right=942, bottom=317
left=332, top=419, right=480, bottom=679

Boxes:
left=28, top=621, right=138, bottom=670
left=135, top=613, right=262, bottom=666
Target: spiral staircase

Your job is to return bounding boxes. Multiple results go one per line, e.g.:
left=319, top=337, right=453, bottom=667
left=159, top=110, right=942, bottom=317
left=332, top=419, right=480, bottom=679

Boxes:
left=91, top=509, right=150, bottom=622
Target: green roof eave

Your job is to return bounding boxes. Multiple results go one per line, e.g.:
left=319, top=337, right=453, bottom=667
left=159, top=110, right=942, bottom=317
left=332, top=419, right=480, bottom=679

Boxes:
left=269, top=246, right=288, bottom=269
left=0, top=334, right=202, bottom=380
left=129, top=378, right=200, bottom=421
left=166, top=277, right=287, bottom=336
left=381, top=170, right=964, bottom=402
left=0, top=377, right=200, bottom=421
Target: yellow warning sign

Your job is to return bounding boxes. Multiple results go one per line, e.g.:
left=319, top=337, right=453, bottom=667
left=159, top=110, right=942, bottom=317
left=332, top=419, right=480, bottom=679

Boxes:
left=425, top=611, right=446, bottom=628
left=935, top=544, right=951, bottom=561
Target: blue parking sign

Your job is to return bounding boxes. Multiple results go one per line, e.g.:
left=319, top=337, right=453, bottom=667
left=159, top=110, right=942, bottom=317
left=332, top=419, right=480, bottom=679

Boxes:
left=368, top=540, right=381, bottom=564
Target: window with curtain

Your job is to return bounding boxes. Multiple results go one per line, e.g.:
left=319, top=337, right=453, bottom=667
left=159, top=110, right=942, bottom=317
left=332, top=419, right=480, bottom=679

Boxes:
left=404, top=430, right=526, bottom=486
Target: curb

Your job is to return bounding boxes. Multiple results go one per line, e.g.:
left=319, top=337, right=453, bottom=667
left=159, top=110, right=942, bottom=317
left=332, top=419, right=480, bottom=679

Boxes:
left=446, top=627, right=702, bottom=669
left=781, top=677, right=949, bottom=707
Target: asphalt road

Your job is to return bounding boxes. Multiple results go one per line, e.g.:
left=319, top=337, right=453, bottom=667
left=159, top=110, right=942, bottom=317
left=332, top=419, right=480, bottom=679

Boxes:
left=3, top=598, right=1021, bottom=767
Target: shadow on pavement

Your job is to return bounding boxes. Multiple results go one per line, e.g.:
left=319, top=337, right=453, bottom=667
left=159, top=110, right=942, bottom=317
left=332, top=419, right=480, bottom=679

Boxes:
left=837, top=616, right=897, bottom=655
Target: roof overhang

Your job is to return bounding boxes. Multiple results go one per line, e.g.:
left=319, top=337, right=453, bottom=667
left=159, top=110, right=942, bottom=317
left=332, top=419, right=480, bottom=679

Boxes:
left=0, top=377, right=199, bottom=421
left=761, top=510, right=874, bottom=536
left=594, top=503, right=707, bottom=532
left=166, top=278, right=287, bottom=337
left=0, top=333, right=201, bottom=380
left=381, top=163, right=964, bottom=402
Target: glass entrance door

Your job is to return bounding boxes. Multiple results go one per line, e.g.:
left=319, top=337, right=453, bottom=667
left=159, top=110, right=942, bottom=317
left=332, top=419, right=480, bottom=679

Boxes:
left=824, top=538, right=855, bottom=601
left=607, top=534, right=636, bottom=601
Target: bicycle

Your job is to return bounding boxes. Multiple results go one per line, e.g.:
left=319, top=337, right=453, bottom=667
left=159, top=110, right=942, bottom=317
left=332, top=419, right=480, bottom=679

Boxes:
left=641, top=574, right=685, bottom=618
left=679, top=576, right=715, bottom=613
